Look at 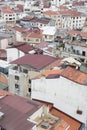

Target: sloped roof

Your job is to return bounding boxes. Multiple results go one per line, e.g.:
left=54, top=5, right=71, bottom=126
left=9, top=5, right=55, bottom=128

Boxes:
left=68, top=30, right=87, bottom=38
left=51, top=108, right=82, bottom=130
left=12, top=43, right=34, bottom=53
left=1, top=6, right=15, bottom=14
left=0, top=89, right=12, bottom=96
left=23, top=29, right=43, bottom=38
left=0, top=91, right=42, bottom=130
left=35, top=69, right=63, bottom=79
left=62, top=57, right=81, bottom=66
left=12, top=26, right=26, bottom=32
left=10, top=54, right=57, bottom=70
left=0, top=73, right=8, bottom=84
left=61, top=66, right=87, bottom=85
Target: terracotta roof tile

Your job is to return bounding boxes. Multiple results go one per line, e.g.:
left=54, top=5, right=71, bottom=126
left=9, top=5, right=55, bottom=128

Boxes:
left=36, top=69, right=63, bottom=78
left=12, top=26, right=26, bottom=32
left=54, top=119, right=69, bottom=130
left=1, top=6, right=15, bottom=14
left=59, top=10, right=82, bottom=17
left=43, top=10, right=58, bottom=16
left=51, top=108, right=81, bottom=130
left=23, top=29, right=43, bottom=39
left=61, top=66, right=87, bottom=85
left=68, top=30, right=87, bottom=38
left=0, top=49, right=6, bottom=59
left=0, top=89, right=12, bottom=96
left=0, top=73, right=8, bottom=84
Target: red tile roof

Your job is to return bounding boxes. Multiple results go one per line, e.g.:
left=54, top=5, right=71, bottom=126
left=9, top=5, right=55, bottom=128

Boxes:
left=0, top=73, right=8, bottom=85
left=59, top=10, right=82, bottom=17
left=23, top=28, right=43, bottom=39
left=0, top=49, right=7, bottom=59
left=35, top=66, right=87, bottom=85
left=33, top=100, right=82, bottom=130
left=0, top=89, right=12, bottom=96
left=61, top=66, right=87, bottom=85
left=54, top=119, right=69, bottom=130
left=36, top=69, right=63, bottom=79
left=12, top=26, right=26, bottom=32
left=51, top=108, right=82, bottom=130
left=1, top=6, right=15, bottom=14
left=68, top=30, right=87, bottom=38
left=11, top=43, right=34, bottom=53
left=10, top=54, right=57, bottom=70
left=43, top=10, right=58, bottom=16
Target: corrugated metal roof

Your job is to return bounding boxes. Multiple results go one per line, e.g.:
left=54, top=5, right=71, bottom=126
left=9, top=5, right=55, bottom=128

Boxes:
left=0, top=94, right=43, bottom=130
left=11, top=54, right=57, bottom=70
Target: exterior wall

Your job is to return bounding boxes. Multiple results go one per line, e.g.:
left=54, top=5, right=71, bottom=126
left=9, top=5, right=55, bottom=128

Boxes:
left=43, top=34, right=55, bottom=42
left=8, top=65, right=41, bottom=97
left=0, top=39, right=8, bottom=49
left=65, top=43, right=87, bottom=56
left=3, top=13, right=16, bottom=23
left=6, top=48, right=24, bottom=62
left=61, top=16, right=86, bottom=29
left=51, top=0, right=66, bottom=7
left=9, top=67, right=29, bottom=97
left=31, top=76, right=87, bottom=124
left=16, top=31, right=23, bottom=42
left=23, top=37, right=41, bottom=45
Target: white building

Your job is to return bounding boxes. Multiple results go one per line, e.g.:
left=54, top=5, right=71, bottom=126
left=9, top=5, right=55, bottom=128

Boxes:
left=31, top=66, right=87, bottom=127
left=50, top=0, right=72, bottom=7
left=50, top=0, right=66, bottom=7
left=41, top=26, right=58, bottom=42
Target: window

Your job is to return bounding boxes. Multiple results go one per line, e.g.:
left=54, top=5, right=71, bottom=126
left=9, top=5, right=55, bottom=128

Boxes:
left=23, top=69, right=28, bottom=73
left=15, top=76, right=19, bottom=80
left=24, top=38, right=26, bottom=41
left=29, top=79, right=31, bottom=84
left=36, top=39, right=39, bottom=42
left=9, top=18, right=12, bottom=20
left=45, top=35, right=47, bottom=38
left=9, top=15, right=12, bottom=17
left=15, top=84, right=19, bottom=89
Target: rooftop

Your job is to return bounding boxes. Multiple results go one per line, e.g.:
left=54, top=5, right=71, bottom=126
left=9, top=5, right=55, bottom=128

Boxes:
left=0, top=91, right=42, bottom=130
left=10, top=54, right=57, bottom=70
left=9, top=43, right=34, bottom=54
left=61, top=66, right=87, bottom=85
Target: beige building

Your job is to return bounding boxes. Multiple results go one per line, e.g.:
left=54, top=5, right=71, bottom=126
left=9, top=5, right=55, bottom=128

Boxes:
left=23, top=28, right=43, bottom=45
left=8, top=54, right=58, bottom=97
left=1, top=6, right=16, bottom=27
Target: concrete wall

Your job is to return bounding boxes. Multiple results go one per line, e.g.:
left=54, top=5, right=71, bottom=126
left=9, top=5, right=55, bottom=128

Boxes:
left=7, top=48, right=24, bottom=62
left=31, top=76, right=87, bottom=124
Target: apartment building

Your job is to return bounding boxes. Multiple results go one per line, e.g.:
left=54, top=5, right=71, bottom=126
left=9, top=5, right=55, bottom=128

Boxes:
left=64, top=29, right=87, bottom=63
left=20, top=16, right=56, bottom=28
left=8, top=54, right=57, bottom=97
left=1, top=6, right=16, bottom=27
left=23, top=27, right=43, bottom=45
left=43, top=9, right=86, bottom=29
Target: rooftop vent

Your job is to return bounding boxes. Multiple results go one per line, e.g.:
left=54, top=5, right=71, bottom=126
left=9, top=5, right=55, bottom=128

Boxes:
left=0, top=112, right=4, bottom=119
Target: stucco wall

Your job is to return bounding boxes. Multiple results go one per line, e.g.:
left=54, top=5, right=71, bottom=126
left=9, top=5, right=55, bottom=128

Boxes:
left=31, top=76, right=87, bottom=123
